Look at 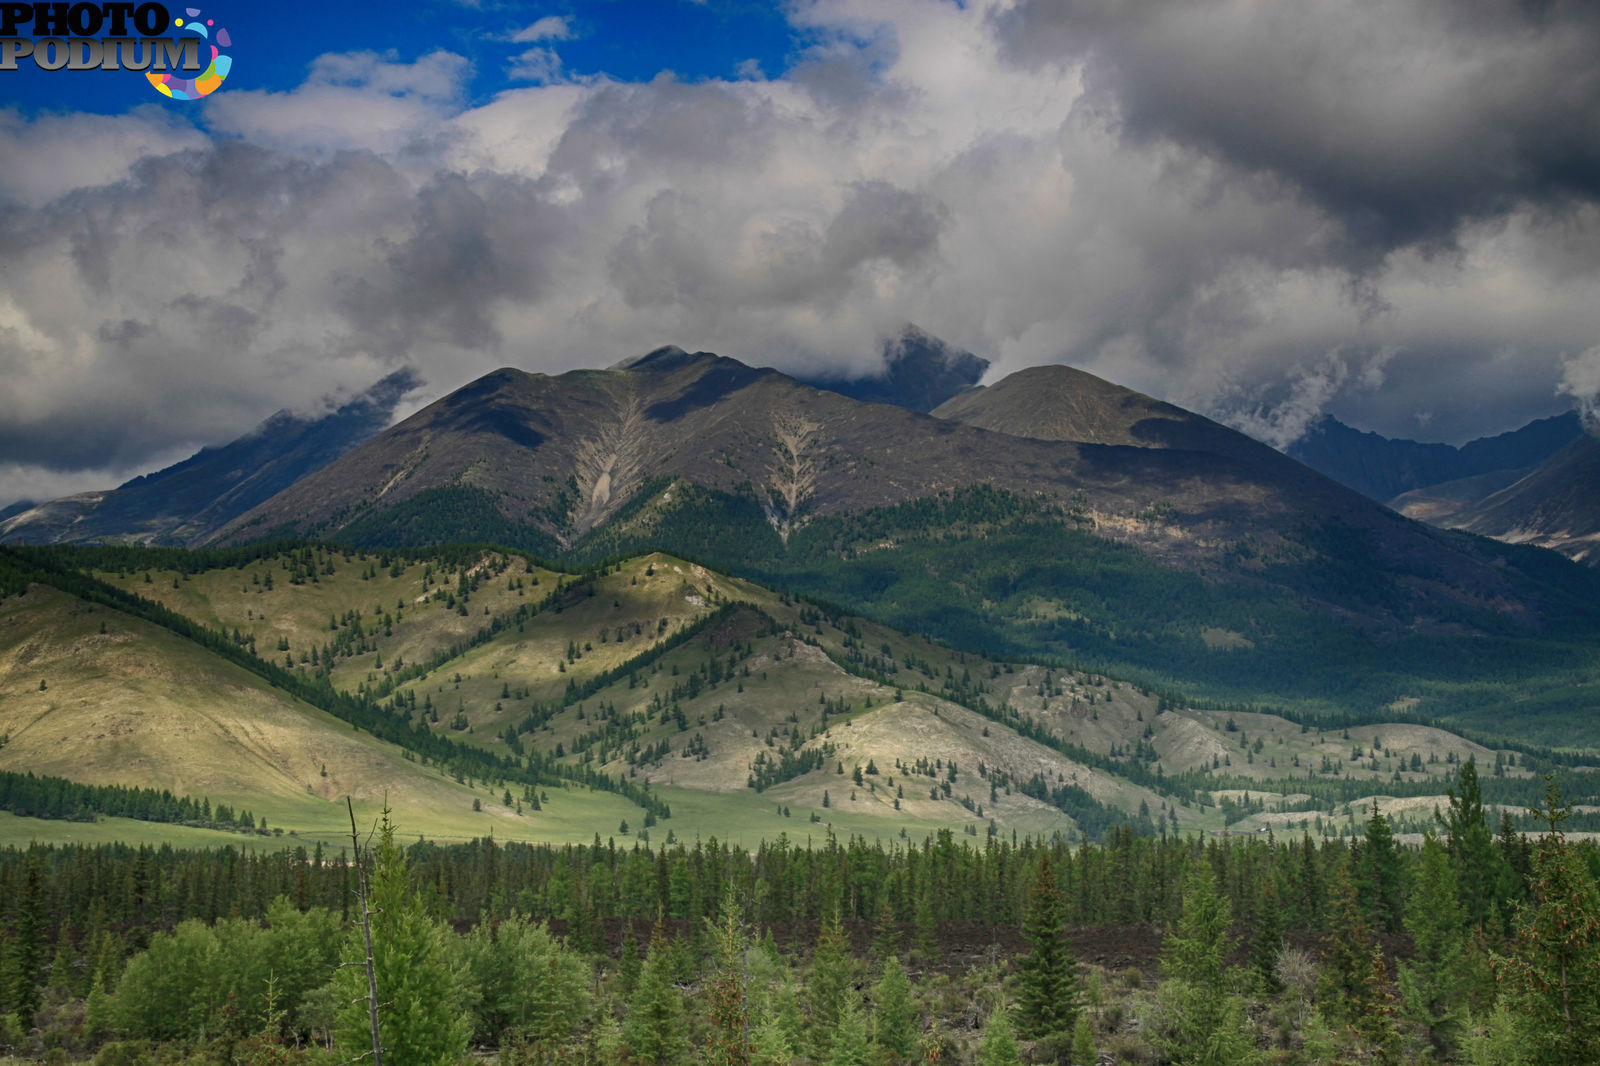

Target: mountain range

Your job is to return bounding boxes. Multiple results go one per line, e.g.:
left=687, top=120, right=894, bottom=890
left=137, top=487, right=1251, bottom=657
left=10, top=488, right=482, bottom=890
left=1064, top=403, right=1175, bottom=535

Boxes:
left=5, top=330, right=1600, bottom=717
left=1287, top=412, right=1584, bottom=503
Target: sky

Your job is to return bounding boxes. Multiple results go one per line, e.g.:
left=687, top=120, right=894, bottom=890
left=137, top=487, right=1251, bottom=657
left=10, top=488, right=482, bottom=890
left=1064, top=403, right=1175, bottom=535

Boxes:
left=2, top=0, right=1599, bottom=507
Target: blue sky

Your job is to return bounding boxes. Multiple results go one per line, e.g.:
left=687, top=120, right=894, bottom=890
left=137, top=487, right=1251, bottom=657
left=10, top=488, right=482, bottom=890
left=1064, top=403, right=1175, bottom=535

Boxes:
left=4, top=0, right=802, bottom=115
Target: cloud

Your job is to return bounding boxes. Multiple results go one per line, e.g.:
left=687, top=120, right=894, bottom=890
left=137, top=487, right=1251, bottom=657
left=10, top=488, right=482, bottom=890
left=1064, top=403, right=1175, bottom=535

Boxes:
left=507, top=46, right=563, bottom=84
left=3, top=0, right=1600, bottom=504
left=508, top=16, right=573, bottom=44
left=204, top=50, right=471, bottom=154
left=1560, top=345, right=1600, bottom=431
left=0, top=106, right=207, bottom=209
left=993, top=0, right=1600, bottom=266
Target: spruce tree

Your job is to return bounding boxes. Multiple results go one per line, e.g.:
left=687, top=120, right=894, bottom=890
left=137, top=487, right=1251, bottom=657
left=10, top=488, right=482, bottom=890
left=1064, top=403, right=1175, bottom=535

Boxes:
left=1017, top=858, right=1080, bottom=1042
left=1161, top=864, right=1232, bottom=991
left=1352, top=947, right=1403, bottom=1066
left=1249, top=879, right=1284, bottom=996
left=1443, top=759, right=1496, bottom=930
left=979, top=1008, right=1022, bottom=1066
left=1360, top=800, right=1404, bottom=935
left=624, top=925, right=690, bottom=1066
left=1398, top=836, right=1470, bottom=1057
left=1496, top=777, right=1600, bottom=1065
left=913, top=890, right=938, bottom=965
left=826, top=998, right=873, bottom=1066
left=335, top=811, right=469, bottom=1066
left=1317, top=859, right=1378, bottom=1029
left=1070, top=1015, right=1095, bottom=1066
left=1157, top=864, right=1255, bottom=1066
left=0, top=851, right=45, bottom=1021
left=807, top=910, right=855, bottom=1060
left=871, top=895, right=900, bottom=965
left=705, top=892, right=753, bottom=1066
left=872, top=954, right=917, bottom=1065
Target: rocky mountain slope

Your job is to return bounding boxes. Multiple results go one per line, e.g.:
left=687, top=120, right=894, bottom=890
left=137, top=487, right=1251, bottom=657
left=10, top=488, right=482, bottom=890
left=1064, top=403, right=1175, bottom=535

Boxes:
left=1431, top=431, right=1600, bottom=566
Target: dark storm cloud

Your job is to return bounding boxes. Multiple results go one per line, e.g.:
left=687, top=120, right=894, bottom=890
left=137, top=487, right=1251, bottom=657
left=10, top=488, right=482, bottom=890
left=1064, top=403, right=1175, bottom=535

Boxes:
left=339, top=172, right=556, bottom=353
left=995, top=0, right=1600, bottom=261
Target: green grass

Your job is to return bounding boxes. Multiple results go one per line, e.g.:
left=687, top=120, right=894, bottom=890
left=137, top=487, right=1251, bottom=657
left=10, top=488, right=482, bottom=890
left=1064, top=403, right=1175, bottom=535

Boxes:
left=0, top=811, right=323, bottom=851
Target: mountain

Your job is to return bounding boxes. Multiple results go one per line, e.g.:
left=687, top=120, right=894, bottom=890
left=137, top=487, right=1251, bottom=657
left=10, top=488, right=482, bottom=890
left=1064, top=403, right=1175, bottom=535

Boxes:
left=1388, top=468, right=1533, bottom=525
left=801, top=325, right=989, bottom=412
left=215, top=346, right=1449, bottom=578
left=214, top=345, right=1363, bottom=556
left=1433, top=430, right=1600, bottom=566
left=1286, top=412, right=1583, bottom=502
left=930, top=363, right=1286, bottom=468
left=0, top=369, right=422, bottom=547
left=188, top=347, right=1600, bottom=720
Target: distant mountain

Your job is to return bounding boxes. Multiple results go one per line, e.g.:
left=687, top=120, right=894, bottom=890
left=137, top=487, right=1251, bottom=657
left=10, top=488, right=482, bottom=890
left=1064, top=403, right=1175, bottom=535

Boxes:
left=930, top=363, right=1287, bottom=470
left=0, top=369, right=422, bottom=547
left=801, top=325, right=989, bottom=412
left=1286, top=412, right=1583, bottom=502
left=0, top=500, right=35, bottom=522
left=1388, top=469, right=1532, bottom=525
left=1435, top=431, right=1600, bottom=566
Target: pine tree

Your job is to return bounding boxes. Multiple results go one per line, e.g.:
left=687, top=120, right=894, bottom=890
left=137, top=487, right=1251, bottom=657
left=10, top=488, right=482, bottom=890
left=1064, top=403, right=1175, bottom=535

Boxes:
left=1360, top=800, right=1404, bottom=935
left=1398, top=836, right=1470, bottom=1057
left=624, top=925, right=690, bottom=1066
left=1443, top=758, right=1496, bottom=930
left=978, top=1008, right=1022, bottom=1066
left=0, top=850, right=46, bottom=1020
left=705, top=892, right=753, bottom=1066
left=826, top=998, right=873, bottom=1066
left=872, top=954, right=917, bottom=1065
left=807, top=910, right=855, bottom=1060
left=1495, top=776, right=1600, bottom=1065
left=335, top=811, right=469, bottom=1066
left=1016, top=858, right=1080, bottom=1041
left=1249, top=879, right=1284, bottom=996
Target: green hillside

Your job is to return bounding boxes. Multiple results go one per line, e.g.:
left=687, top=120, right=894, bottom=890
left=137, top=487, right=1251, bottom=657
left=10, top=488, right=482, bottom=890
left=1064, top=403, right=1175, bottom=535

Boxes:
left=4, top=542, right=1593, bottom=852
left=0, top=570, right=638, bottom=850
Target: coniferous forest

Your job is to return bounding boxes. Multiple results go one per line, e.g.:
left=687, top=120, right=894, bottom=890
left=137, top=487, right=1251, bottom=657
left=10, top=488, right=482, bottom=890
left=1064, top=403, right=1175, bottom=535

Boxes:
left=1, top=764, right=1598, bottom=1065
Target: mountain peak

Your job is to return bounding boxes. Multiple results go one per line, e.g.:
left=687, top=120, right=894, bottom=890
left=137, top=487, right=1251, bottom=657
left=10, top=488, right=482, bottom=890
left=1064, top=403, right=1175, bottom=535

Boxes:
left=609, top=345, right=717, bottom=373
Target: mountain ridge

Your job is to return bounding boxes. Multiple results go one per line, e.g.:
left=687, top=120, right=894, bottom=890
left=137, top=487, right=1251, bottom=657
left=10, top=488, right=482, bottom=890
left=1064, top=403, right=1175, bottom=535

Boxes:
left=1286, top=411, right=1583, bottom=502
left=0, top=369, right=424, bottom=547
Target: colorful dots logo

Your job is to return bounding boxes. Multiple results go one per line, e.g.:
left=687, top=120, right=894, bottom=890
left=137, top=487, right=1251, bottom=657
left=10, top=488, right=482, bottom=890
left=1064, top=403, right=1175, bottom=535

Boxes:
left=147, top=7, right=232, bottom=100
